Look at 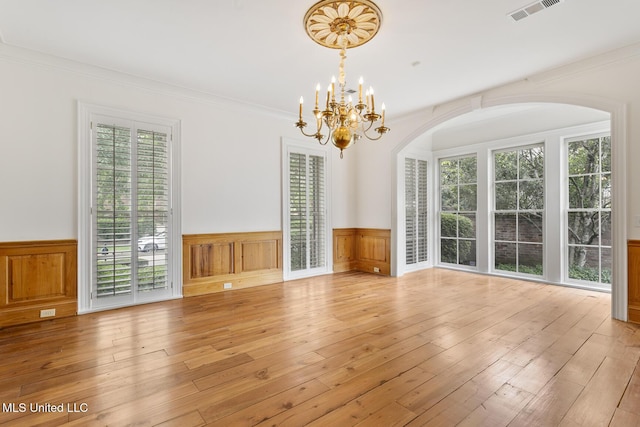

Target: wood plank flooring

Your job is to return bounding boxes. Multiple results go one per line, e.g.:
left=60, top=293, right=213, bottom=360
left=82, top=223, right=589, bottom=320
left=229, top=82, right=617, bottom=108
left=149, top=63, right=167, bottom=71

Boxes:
left=1, top=268, right=639, bottom=426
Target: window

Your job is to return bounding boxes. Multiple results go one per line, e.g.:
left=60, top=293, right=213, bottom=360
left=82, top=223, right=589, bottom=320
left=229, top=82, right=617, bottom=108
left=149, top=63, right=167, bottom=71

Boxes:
left=405, top=157, right=428, bottom=265
left=283, top=144, right=330, bottom=279
left=95, top=124, right=170, bottom=298
left=493, top=145, right=544, bottom=276
left=439, top=155, right=477, bottom=266
left=79, top=104, right=181, bottom=312
left=427, top=121, right=614, bottom=295
left=566, top=134, right=611, bottom=287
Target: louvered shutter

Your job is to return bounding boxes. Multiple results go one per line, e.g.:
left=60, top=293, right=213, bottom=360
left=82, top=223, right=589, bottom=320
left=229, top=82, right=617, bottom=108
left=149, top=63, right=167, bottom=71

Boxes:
left=406, top=157, right=428, bottom=265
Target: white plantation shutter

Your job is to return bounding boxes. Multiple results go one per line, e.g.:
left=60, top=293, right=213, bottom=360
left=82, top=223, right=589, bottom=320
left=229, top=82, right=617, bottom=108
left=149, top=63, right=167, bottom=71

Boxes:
left=405, top=158, right=417, bottom=264
left=92, top=119, right=172, bottom=306
left=136, top=129, right=169, bottom=291
left=284, top=144, right=329, bottom=278
left=289, top=152, right=308, bottom=272
left=308, top=154, right=326, bottom=269
left=95, top=124, right=133, bottom=296
left=405, top=157, right=428, bottom=265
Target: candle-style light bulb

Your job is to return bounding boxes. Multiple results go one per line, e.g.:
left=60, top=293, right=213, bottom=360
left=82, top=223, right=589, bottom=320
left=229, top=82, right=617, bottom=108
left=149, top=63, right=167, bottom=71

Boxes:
left=358, top=76, right=363, bottom=103
left=326, top=85, right=331, bottom=108
left=331, top=76, right=336, bottom=102
left=365, top=89, right=371, bottom=112
left=369, top=87, right=375, bottom=111
left=299, top=96, right=303, bottom=119
left=381, top=103, right=386, bottom=126
left=315, top=84, right=320, bottom=109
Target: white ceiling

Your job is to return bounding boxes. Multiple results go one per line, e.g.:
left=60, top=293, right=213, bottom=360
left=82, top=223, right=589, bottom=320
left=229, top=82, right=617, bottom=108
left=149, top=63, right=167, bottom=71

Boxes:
left=1, top=0, right=640, bottom=119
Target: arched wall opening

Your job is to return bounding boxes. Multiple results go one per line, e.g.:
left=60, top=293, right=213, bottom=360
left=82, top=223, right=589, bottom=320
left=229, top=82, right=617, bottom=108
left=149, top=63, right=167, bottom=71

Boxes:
left=391, top=95, right=627, bottom=321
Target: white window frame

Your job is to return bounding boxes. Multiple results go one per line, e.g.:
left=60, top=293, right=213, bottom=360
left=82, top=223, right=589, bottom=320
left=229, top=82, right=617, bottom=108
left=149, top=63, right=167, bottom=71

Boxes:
left=78, top=102, right=182, bottom=313
left=491, top=143, right=545, bottom=278
left=437, top=153, right=479, bottom=270
left=563, top=131, right=612, bottom=291
left=282, top=138, right=332, bottom=280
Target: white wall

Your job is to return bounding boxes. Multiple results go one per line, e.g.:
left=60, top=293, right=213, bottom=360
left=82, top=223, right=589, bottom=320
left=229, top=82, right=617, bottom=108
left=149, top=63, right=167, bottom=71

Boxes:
left=3, top=42, right=640, bottom=243
left=357, top=43, right=640, bottom=241
left=0, top=44, right=355, bottom=242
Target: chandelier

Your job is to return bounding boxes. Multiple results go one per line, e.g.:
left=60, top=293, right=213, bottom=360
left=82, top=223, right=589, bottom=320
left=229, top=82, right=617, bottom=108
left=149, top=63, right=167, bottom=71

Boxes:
left=296, top=0, right=390, bottom=158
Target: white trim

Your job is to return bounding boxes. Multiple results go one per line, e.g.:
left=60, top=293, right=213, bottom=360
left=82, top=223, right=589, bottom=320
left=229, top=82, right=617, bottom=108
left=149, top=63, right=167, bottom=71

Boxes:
left=562, top=130, right=613, bottom=291
left=400, top=152, right=433, bottom=275
left=435, top=153, right=481, bottom=270
left=77, top=102, right=182, bottom=314
left=281, top=138, right=333, bottom=281
left=610, top=104, right=628, bottom=320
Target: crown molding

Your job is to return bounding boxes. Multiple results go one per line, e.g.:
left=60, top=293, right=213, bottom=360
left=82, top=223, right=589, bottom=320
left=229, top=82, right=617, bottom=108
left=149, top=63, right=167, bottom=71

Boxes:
left=0, top=41, right=292, bottom=121
left=527, top=41, right=640, bottom=85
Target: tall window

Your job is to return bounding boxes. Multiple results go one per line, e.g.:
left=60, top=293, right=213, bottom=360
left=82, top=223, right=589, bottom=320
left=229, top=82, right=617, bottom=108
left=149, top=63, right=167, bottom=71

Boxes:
left=493, top=145, right=544, bottom=276
left=284, top=145, right=329, bottom=279
left=94, top=122, right=171, bottom=304
left=567, top=134, right=611, bottom=287
left=79, top=104, right=180, bottom=312
left=405, top=157, right=428, bottom=265
left=439, top=155, right=477, bottom=266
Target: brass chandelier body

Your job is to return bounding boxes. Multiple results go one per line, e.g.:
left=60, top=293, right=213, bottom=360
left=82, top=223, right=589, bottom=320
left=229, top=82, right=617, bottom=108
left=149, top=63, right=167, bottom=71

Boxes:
left=296, top=0, right=389, bottom=158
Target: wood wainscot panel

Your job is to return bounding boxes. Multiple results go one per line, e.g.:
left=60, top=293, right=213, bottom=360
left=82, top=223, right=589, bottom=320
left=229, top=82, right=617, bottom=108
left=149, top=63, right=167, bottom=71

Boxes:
left=190, top=242, right=234, bottom=278
left=0, top=240, right=77, bottom=328
left=629, top=240, right=640, bottom=324
left=332, top=228, right=391, bottom=275
left=356, top=228, right=391, bottom=275
left=333, top=228, right=357, bottom=273
left=183, top=231, right=282, bottom=297
left=241, top=239, right=279, bottom=272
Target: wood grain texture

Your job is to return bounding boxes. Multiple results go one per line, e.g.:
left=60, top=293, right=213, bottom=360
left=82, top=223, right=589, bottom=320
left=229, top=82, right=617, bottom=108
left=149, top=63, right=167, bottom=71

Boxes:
left=0, top=268, right=638, bottom=426
left=0, top=240, right=77, bottom=327
left=190, top=243, right=234, bottom=278
left=333, top=228, right=391, bottom=275
left=333, top=228, right=357, bottom=273
left=629, top=240, right=640, bottom=324
left=356, top=228, right=391, bottom=275
left=182, top=231, right=282, bottom=296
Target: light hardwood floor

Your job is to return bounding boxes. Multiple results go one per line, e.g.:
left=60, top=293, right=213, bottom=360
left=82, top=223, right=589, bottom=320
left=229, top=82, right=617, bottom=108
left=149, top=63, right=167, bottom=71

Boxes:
left=1, top=269, right=639, bottom=426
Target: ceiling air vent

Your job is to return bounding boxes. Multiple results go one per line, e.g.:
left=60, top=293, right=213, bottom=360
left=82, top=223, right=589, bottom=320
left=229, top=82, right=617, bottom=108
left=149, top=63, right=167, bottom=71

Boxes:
left=508, top=0, right=564, bottom=22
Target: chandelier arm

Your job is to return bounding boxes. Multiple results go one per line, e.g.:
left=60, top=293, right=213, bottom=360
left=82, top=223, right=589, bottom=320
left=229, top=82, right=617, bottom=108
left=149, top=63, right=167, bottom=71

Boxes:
left=310, top=115, right=330, bottom=145
left=359, top=118, right=376, bottom=133
left=364, top=125, right=390, bottom=141
left=362, top=129, right=383, bottom=141
left=319, top=131, right=332, bottom=146
left=296, top=123, right=321, bottom=139
left=361, top=127, right=382, bottom=140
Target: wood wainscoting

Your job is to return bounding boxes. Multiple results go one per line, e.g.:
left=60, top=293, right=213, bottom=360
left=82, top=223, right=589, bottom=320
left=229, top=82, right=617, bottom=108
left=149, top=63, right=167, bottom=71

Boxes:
left=333, top=228, right=391, bottom=275
left=0, top=240, right=77, bottom=328
left=629, top=240, right=640, bottom=324
left=333, top=228, right=358, bottom=273
left=182, top=231, right=282, bottom=297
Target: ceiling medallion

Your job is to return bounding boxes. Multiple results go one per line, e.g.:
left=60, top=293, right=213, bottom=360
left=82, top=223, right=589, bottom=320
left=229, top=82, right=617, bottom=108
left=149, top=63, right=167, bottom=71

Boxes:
left=304, top=0, right=382, bottom=49
left=296, top=0, right=389, bottom=158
